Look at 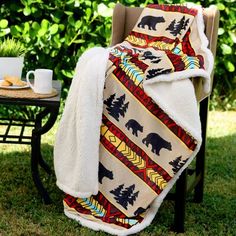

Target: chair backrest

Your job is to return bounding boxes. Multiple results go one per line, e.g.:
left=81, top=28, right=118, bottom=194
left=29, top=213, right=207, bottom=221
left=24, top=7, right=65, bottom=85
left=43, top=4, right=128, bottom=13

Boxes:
left=110, top=3, right=220, bottom=101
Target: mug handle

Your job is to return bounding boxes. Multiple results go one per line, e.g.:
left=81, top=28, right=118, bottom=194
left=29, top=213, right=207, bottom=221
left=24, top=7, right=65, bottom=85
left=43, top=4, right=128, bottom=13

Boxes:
left=26, top=70, right=35, bottom=91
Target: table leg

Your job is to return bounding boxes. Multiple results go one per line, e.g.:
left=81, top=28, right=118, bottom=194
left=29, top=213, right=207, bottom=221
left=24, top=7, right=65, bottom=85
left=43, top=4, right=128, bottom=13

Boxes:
left=31, top=106, right=59, bottom=204
left=39, top=151, right=52, bottom=175
left=31, top=130, right=52, bottom=204
left=36, top=108, right=52, bottom=175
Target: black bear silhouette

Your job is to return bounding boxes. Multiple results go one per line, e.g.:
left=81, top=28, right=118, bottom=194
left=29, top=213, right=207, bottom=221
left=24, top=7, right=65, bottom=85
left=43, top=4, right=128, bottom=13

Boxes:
left=137, top=15, right=165, bottom=31
left=142, top=133, right=172, bottom=155
left=142, top=51, right=157, bottom=60
left=141, top=51, right=161, bottom=64
left=147, top=68, right=172, bottom=79
left=132, top=47, right=143, bottom=54
left=99, top=162, right=114, bottom=184
left=125, top=119, right=143, bottom=137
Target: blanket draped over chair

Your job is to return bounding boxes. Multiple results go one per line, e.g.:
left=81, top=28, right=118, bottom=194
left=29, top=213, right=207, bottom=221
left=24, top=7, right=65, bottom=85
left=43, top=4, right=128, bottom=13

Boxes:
left=54, top=4, right=213, bottom=236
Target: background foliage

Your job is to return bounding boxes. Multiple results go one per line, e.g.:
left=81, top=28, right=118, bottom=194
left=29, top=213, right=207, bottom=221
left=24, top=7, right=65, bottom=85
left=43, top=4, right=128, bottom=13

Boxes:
left=0, top=0, right=235, bottom=116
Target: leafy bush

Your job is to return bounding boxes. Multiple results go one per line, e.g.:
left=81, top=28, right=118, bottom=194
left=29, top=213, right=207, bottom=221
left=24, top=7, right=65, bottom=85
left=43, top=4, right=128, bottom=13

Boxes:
left=207, top=0, right=236, bottom=110
left=1, top=0, right=114, bottom=95
left=0, top=0, right=235, bottom=114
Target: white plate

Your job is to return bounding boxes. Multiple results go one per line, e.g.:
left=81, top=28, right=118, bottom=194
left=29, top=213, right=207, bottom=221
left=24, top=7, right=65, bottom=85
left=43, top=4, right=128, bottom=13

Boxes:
left=0, top=80, right=29, bottom=90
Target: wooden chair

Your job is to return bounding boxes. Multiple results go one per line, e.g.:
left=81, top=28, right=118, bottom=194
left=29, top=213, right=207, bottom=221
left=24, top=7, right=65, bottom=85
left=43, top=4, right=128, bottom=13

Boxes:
left=110, top=3, right=219, bottom=232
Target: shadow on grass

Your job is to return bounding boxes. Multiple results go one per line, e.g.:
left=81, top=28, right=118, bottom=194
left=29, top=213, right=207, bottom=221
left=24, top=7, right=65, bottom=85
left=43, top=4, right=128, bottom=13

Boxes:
left=0, top=143, right=63, bottom=208
left=0, top=133, right=235, bottom=235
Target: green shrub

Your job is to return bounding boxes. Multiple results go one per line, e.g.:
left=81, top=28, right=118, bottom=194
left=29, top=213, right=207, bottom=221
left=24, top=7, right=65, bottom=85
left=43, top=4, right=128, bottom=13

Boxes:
left=0, top=0, right=235, bottom=115
left=208, top=0, right=236, bottom=110
left=1, top=1, right=114, bottom=88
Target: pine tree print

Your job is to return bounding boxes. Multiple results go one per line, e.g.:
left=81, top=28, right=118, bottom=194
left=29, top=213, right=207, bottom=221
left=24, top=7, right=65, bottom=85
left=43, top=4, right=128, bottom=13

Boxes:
left=128, top=189, right=139, bottom=206
left=116, top=184, right=134, bottom=209
left=166, top=19, right=176, bottom=33
left=120, top=102, right=129, bottom=117
left=105, top=94, right=129, bottom=121
left=175, top=16, right=189, bottom=35
left=104, top=93, right=116, bottom=107
left=166, top=16, right=190, bottom=36
left=110, top=184, right=124, bottom=197
left=110, top=184, right=139, bottom=210
left=182, top=17, right=190, bottom=30
left=169, top=156, right=187, bottom=173
left=107, top=94, right=125, bottom=120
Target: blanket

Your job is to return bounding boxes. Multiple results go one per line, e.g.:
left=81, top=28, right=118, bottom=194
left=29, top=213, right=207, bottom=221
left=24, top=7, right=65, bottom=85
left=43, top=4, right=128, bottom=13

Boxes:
left=54, top=3, right=213, bottom=236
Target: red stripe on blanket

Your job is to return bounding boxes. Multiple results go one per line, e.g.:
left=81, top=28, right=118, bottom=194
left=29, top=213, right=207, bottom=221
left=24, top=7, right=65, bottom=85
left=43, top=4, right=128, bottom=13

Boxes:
left=64, top=194, right=91, bottom=215
left=112, top=67, right=197, bottom=151
left=102, top=115, right=171, bottom=181
left=182, top=29, right=196, bottom=56
left=101, top=135, right=163, bottom=194
left=166, top=51, right=205, bottom=71
left=109, top=46, right=149, bottom=72
left=166, top=52, right=185, bottom=71
left=180, top=29, right=205, bottom=69
left=197, top=55, right=205, bottom=69
left=94, top=192, right=143, bottom=224
left=127, top=31, right=177, bottom=44
left=109, top=53, right=120, bottom=66
left=125, top=31, right=178, bottom=49
left=64, top=193, right=143, bottom=229
left=148, top=4, right=198, bottom=16
left=130, top=56, right=149, bottom=72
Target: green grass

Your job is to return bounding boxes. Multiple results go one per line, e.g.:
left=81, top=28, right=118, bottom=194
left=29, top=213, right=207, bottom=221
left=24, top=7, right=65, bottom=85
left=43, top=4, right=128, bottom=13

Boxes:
left=0, top=111, right=235, bottom=236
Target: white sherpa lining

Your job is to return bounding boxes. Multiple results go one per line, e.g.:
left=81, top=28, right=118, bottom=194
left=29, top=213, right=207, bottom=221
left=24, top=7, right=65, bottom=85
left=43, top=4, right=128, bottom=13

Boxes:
left=54, top=47, right=110, bottom=198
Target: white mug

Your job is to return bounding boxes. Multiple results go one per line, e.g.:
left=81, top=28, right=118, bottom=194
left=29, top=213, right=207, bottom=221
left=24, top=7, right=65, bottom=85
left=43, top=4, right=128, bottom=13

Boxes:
left=26, top=69, right=53, bottom=94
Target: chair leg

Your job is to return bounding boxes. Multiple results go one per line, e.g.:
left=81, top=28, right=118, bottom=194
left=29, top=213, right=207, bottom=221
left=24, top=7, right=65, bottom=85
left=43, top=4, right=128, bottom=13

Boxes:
left=194, top=151, right=205, bottom=203
left=173, top=169, right=187, bottom=233
left=194, top=97, right=209, bottom=203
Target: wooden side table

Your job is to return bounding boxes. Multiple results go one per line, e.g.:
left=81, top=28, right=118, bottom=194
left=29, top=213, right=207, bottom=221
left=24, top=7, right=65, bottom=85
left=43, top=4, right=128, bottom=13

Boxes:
left=0, top=80, right=61, bottom=204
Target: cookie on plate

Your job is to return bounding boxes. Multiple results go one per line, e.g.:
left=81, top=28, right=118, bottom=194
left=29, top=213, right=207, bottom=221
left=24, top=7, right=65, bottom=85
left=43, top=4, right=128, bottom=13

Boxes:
left=4, top=76, right=27, bottom=87
left=0, top=80, right=12, bottom=86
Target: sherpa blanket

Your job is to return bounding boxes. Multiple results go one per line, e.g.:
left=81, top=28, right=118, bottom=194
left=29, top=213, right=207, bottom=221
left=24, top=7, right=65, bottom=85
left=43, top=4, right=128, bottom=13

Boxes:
left=54, top=3, right=213, bottom=236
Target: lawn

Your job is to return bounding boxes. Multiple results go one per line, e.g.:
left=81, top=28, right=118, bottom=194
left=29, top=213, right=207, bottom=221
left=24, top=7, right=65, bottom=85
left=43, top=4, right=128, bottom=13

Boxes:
left=0, top=111, right=235, bottom=236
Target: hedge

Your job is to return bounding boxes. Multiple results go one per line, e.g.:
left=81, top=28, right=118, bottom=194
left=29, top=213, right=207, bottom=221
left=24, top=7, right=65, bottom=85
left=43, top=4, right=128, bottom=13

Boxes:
left=0, top=0, right=235, bottom=116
